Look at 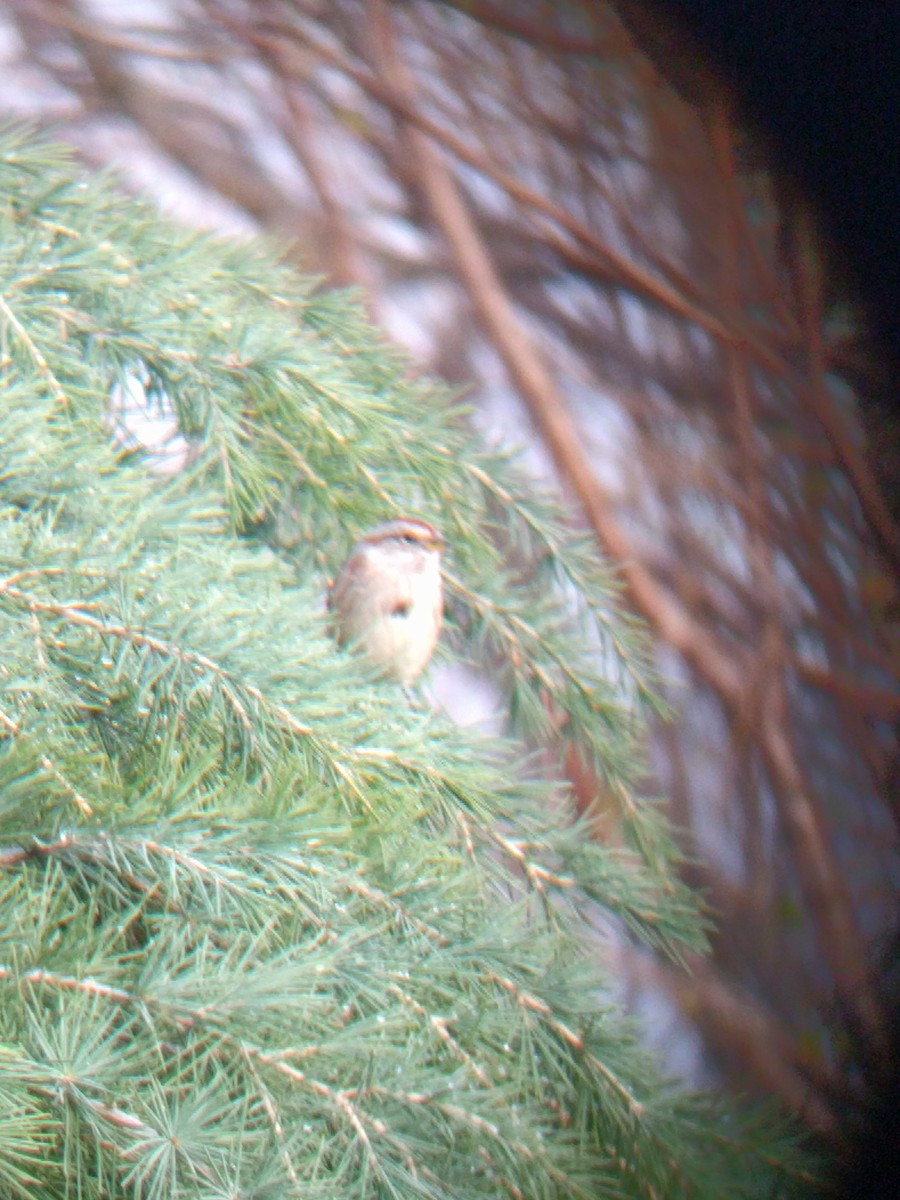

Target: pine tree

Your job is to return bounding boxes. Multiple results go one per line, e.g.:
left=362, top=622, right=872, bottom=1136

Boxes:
left=0, top=126, right=814, bottom=1199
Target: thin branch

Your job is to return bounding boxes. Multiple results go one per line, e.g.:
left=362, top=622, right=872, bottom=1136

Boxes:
left=0, top=706, right=94, bottom=817
left=792, top=206, right=900, bottom=576
left=238, top=14, right=747, bottom=345
left=0, top=293, right=69, bottom=406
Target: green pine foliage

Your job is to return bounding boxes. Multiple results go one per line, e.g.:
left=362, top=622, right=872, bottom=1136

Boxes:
left=0, top=125, right=815, bottom=1198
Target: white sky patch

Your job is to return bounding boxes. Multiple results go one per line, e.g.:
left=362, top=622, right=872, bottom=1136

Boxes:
left=108, top=365, right=191, bottom=475
left=430, top=662, right=505, bottom=734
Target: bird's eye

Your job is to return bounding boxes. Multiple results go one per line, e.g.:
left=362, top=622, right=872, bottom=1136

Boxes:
left=401, top=534, right=417, bottom=544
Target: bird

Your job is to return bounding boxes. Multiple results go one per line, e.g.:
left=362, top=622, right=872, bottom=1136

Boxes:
left=329, top=518, right=444, bottom=685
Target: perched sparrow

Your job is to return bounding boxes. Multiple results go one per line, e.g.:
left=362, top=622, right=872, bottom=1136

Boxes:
left=329, top=518, right=444, bottom=685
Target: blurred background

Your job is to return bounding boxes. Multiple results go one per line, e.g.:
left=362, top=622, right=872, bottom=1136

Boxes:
left=1, top=0, right=897, bottom=1155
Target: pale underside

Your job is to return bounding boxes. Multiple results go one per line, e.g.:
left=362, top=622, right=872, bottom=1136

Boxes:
left=331, top=541, right=443, bottom=685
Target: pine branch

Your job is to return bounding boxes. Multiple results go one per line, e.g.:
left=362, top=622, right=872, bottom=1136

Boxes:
left=0, top=126, right=818, bottom=1199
